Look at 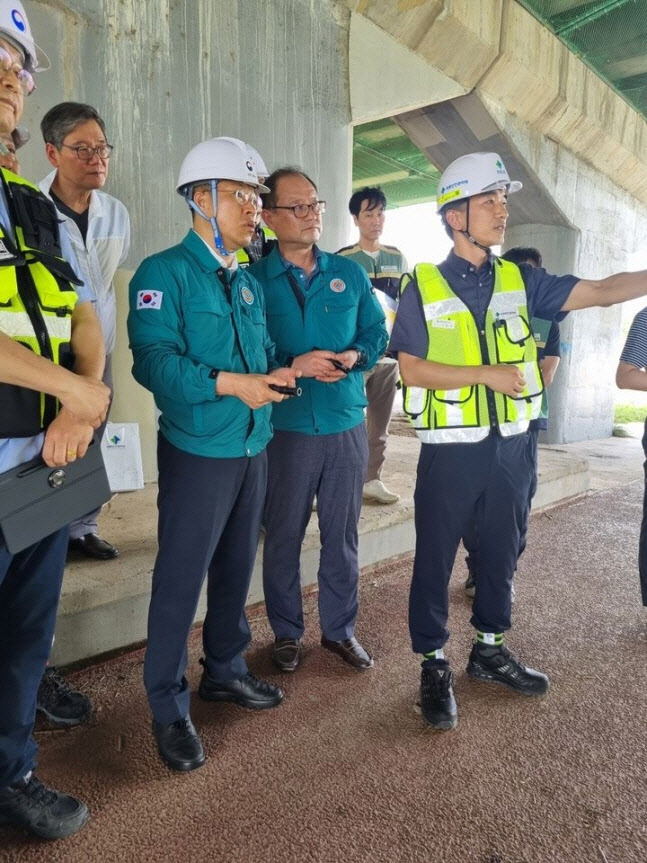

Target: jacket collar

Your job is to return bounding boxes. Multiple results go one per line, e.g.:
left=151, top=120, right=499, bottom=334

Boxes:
left=264, top=243, right=327, bottom=279
left=182, top=229, right=240, bottom=275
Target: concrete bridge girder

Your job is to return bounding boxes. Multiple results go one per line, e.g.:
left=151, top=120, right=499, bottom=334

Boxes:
left=348, top=1, right=647, bottom=442
left=348, top=0, right=647, bottom=209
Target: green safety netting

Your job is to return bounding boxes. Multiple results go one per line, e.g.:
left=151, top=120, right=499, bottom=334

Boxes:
left=517, top=0, right=647, bottom=118
left=352, top=118, right=440, bottom=210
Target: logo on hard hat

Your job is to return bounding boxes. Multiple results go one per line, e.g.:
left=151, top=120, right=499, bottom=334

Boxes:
left=11, top=9, right=26, bottom=31
left=245, top=160, right=254, bottom=173
left=441, top=180, right=467, bottom=195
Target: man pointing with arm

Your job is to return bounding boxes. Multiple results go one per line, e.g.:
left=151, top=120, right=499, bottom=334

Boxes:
left=392, top=151, right=647, bottom=731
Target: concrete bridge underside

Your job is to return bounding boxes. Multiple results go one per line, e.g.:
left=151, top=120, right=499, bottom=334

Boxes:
left=18, top=0, right=647, bottom=471
left=348, top=1, right=647, bottom=443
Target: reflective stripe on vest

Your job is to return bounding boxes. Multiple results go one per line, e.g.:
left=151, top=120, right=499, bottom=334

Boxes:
left=0, top=168, right=79, bottom=435
left=402, top=260, right=543, bottom=444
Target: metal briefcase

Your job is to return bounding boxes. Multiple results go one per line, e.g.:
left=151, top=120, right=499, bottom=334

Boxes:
left=0, top=439, right=112, bottom=554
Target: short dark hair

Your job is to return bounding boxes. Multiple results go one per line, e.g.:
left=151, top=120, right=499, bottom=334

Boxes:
left=40, top=102, right=107, bottom=149
left=501, top=246, right=542, bottom=268
left=348, top=186, right=386, bottom=217
left=439, top=200, right=467, bottom=239
left=261, top=167, right=317, bottom=209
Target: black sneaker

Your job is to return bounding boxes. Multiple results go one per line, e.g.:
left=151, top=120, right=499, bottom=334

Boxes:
left=0, top=774, right=89, bottom=840
left=36, top=667, right=92, bottom=727
left=198, top=661, right=283, bottom=709
left=467, top=643, right=549, bottom=695
left=417, top=661, right=458, bottom=730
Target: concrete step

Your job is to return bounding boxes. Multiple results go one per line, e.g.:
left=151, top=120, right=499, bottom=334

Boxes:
left=52, top=433, right=590, bottom=666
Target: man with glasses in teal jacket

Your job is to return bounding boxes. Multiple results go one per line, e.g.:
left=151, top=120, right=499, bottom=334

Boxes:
left=250, top=167, right=387, bottom=675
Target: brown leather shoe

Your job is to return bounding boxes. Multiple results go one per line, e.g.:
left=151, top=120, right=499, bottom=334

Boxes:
left=321, top=636, right=374, bottom=670
left=272, top=638, right=302, bottom=672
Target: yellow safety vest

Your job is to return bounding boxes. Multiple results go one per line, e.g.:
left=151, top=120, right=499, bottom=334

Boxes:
left=236, top=226, right=277, bottom=268
left=402, top=260, right=543, bottom=444
left=0, top=168, right=80, bottom=436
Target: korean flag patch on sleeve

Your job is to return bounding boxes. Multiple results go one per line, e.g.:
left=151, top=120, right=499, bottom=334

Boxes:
left=137, top=290, right=163, bottom=310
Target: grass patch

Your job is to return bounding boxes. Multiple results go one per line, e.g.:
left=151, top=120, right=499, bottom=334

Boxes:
left=614, top=404, right=646, bottom=423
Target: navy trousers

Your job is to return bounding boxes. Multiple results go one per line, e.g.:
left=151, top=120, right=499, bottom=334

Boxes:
left=409, top=432, right=534, bottom=655
left=464, top=428, right=539, bottom=566
left=262, top=424, right=368, bottom=641
left=0, top=528, right=68, bottom=788
left=144, top=434, right=267, bottom=725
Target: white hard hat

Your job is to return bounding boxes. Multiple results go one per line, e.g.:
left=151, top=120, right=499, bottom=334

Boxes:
left=436, top=152, right=522, bottom=212
left=246, top=144, right=268, bottom=181
left=0, top=1, right=49, bottom=71
left=214, top=136, right=269, bottom=181
left=176, top=137, right=270, bottom=195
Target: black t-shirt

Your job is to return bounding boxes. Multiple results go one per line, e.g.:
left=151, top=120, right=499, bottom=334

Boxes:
left=50, top=189, right=89, bottom=244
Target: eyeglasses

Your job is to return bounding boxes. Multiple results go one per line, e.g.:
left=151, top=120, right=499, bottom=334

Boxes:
left=61, top=144, right=114, bottom=161
left=0, top=46, right=35, bottom=96
left=219, top=188, right=260, bottom=208
left=266, top=201, right=326, bottom=218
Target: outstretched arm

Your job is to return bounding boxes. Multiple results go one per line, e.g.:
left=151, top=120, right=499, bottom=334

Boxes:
left=563, top=272, right=647, bottom=311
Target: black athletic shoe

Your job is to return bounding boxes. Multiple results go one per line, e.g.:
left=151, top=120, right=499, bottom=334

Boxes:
left=0, top=774, right=89, bottom=840
left=198, top=661, right=283, bottom=709
left=417, top=661, right=458, bottom=730
left=36, top=667, right=92, bottom=727
left=466, top=643, right=549, bottom=695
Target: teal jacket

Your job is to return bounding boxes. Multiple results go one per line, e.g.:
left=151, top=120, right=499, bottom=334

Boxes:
left=128, top=230, right=278, bottom=458
left=249, top=246, right=387, bottom=435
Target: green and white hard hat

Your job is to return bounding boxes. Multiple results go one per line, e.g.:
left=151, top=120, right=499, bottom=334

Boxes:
left=436, top=152, right=522, bottom=212
left=0, top=0, right=49, bottom=71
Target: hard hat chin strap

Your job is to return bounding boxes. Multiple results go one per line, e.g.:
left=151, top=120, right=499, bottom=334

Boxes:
left=459, top=197, right=492, bottom=256
left=185, top=179, right=232, bottom=257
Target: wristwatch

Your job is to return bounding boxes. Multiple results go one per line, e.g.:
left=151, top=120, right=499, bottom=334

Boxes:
left=351, top=348, right=366, bottom=370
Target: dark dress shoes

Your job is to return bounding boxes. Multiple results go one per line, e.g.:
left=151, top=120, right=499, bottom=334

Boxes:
left=198, top=661, right=283, bottom=709
left=69, top=534, right=119, bottom=560
left=272, top=638, right=302, bottom=672
left=321, top=636, right=374, bottom=669
left=152, top=716, right=205, bottom=772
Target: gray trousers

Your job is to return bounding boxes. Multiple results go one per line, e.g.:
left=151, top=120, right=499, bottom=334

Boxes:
left=363, top=358, right=398, bottom=482
left=262, top=424, right=368, bottom=641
